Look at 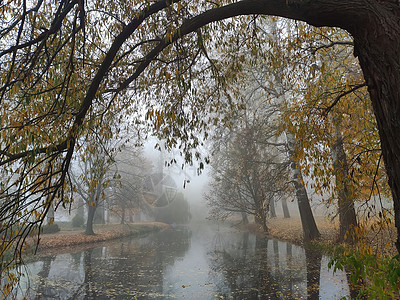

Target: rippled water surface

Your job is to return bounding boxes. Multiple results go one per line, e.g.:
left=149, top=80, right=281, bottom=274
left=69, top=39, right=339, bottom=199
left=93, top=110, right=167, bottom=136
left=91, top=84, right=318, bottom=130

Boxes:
left=20, top=222, right=352, bottom=299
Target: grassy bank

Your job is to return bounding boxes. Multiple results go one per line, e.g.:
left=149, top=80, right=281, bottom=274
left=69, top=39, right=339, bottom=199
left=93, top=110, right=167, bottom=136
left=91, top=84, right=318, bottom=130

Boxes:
left=237, top=216, right=339, bottom=246
left=35, top=222, right=169, bottom=253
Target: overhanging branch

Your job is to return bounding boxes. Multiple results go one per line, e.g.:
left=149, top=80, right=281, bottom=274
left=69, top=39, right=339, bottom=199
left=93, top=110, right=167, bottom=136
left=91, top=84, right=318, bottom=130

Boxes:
left=324, top=82, right=367, bottom=115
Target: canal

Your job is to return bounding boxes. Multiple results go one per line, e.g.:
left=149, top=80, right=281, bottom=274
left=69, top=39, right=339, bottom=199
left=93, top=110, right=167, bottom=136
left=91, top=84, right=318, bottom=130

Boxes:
left=20, top=222, right=351, bottom=299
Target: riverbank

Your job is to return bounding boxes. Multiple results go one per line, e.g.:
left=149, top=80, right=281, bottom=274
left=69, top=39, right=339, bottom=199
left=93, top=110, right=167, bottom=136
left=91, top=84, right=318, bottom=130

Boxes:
left=238, top=216, right=339, bottom=245
left=241, top=216, right=400, bottom=298
left=36, top=222, right=169, bottom=253
left=36, top=217, right=396, bottom=255
left=239, top=216, right=397, bottom=255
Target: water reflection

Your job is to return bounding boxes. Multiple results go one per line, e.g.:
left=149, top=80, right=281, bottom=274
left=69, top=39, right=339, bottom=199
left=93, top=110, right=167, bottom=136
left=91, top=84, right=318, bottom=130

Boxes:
left=22, top=228, right=191, bottom=299
left=209, top=233, right=306, bottom=299
left=20, top=223, right=351, bottom=299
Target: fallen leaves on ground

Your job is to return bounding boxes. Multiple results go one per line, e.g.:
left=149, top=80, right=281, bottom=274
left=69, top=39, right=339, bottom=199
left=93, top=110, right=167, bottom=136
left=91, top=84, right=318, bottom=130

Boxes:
left=239, top=216, right=397, bottom=254
left=35, top=222, right=169, bottom=253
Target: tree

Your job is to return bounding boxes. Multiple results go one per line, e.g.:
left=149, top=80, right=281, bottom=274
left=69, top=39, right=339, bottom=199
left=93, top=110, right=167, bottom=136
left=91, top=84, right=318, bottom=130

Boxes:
left=207, top=125, right=290, bottom=230
left=225, top=20, right=321, bottom=240
left=206, top=78, right=290, bottom=231
left=3, top=0, right=400, bottom=288
left=71, top=131, right=150, bottom=231
left=71, top=141, right=115, bottom=235
left=106, top=145, right=152, bottom=224
left=280, top=25, right=387, bottom=242
left=331, top=117, right=358, bottom=242
left=285, top=132, right=321, bottom=241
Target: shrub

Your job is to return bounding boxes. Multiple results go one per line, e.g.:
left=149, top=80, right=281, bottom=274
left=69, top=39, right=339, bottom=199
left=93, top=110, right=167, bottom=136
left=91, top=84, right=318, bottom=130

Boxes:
left=42, top=223, right=60, bottom=234
left=71, top=213, right=85, bottom=228
left=329, top=250, right=400, bottom=299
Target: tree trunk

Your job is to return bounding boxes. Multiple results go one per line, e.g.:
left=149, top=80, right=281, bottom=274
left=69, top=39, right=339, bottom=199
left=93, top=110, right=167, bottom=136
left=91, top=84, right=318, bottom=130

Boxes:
left=269, top=198, right=277, bottom=218
left=255, top=211, right=268, bottom=232
left=332, top=119, right=358, bottom=242
left=286, top=132, right=320, bottom=241
left=253, top=169, right=268, bottom=232
left=46, top=203, right=55, bottom=225
left=94, top=203, right=105, bottom=225
left=258, top=201, right=268, bottom=232
left=241, top=211, right=249, bottom=224
left=85, top=204, right=96, bottom=235
left=348, top=12, right=400, bottom=253
left=282, top=198, right=291, bottom=218
left=86, top=178, right=104, bottom=235
left=120, top=206, right=125, bottom=225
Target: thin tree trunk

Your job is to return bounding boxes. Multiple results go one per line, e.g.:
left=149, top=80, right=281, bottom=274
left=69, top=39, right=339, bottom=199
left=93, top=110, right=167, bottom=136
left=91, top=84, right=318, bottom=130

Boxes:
left=254, top=194, right=268, bottom=232
left=332, top=118, right=358, bottom=242
left=286, top=132, right=320, bottom=241
left=85, top=177, right=104, bottom=235
left=45, top=176, right=55, bottom=225
left=271, top=18, right=318, bottom=241
left=282, top=198, right=291, bottom=218
left=258, top=198, right=268, bottom=232
left=240, top=196, right=249, bottom=224
left=46, top=203, right=55, bottom=225
left=269, top=198, right=277, bottom=218
left=95, top=204, right=105, bottom=225
left=253, top=168, right=268, bottom=232
left=120, top=204, right=126, bottom=224
left=85, top=204, right=96, bottom=235
left=241, top=211, right=249, bottom=224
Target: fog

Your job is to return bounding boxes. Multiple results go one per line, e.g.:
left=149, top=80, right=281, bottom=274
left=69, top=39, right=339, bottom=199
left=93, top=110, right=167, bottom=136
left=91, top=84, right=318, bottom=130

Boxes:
left=143, top=139, right=211, bottom=223
left=142, top=138, right=310, bottom=225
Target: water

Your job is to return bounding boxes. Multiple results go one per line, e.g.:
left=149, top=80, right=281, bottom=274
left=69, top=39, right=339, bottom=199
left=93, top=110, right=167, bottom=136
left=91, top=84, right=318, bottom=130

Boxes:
left=19, top=222, right=351, bottom=299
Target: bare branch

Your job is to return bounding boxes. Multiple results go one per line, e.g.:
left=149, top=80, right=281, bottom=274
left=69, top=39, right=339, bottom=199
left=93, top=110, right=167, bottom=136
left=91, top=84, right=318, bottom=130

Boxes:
left=310, top=40, right=354, bottom=54
left=324, top=82, right=367, bottom=115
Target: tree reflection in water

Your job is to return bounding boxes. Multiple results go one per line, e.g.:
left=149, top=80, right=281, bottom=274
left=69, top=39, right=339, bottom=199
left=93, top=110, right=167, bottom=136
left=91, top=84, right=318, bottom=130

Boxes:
left=209, top=232, right=308, bottom=299
left=35, top=255, right=56, bottom=299
left=305, top=247, right=322, bottom=300
left=20, top=224, right=350, bottom=299
left=23, top=227, right=191, bottom=299
left=208, top=229, right=348, bottom=300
